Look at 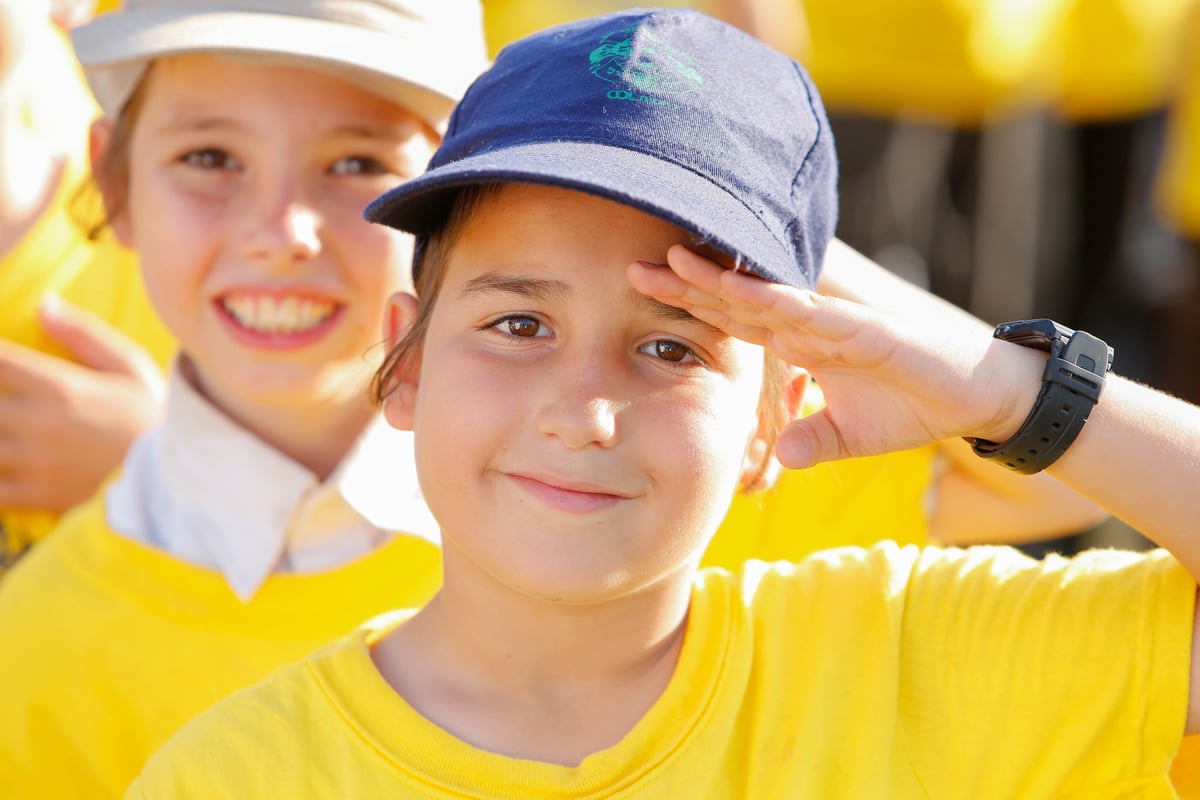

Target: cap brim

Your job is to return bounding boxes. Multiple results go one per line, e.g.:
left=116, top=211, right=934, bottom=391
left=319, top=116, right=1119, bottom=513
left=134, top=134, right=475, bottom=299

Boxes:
left=71, top=10, right=484, bottom=131
left=364, top=141, right=794, bottom=284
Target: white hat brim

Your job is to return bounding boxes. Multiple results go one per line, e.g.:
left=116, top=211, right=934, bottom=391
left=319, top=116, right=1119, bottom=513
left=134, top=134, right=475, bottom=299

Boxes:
left=71, top=8, right=487, bottom=131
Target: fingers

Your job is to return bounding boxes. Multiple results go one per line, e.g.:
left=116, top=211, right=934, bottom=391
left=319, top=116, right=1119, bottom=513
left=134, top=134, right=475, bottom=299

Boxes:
left=629, top=249, right=811, bottom=346
left=0, top=425, right=51, bottom=510
left=774, top=408, right=853, bottom=469
left=628, top=246, right=894, bottom=371
left=0, top=381, right=149, bottom=513
left=39, top=294, right=158, bottom=379
left=0, top=339, right=81, bottom=398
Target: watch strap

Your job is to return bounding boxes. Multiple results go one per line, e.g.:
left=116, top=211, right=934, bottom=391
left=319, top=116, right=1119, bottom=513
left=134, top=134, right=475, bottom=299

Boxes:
left=969, top=323, right=1112, bottom=474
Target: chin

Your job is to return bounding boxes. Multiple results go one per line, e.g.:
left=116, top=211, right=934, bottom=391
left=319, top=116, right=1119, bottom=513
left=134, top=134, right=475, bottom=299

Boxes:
left=491, top=556, right=677, bottom=608
left=231, top=361, right=367, bottom=405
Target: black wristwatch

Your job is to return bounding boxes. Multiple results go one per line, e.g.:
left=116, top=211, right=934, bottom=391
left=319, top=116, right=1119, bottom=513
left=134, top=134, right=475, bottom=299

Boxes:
left=967, top=319, right=1114, bottom=474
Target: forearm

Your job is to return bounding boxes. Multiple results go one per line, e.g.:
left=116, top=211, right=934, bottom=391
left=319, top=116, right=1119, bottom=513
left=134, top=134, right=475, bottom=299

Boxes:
left=931, top=437, right=1109, bottom=544
left=1046, top=375, right=1200, bottom=578
left=818, top=239, right=992, bottom=332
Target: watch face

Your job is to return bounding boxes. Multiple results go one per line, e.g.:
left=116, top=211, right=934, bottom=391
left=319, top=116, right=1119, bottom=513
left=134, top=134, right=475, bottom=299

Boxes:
left=994, top=319, right=1071, bottom=352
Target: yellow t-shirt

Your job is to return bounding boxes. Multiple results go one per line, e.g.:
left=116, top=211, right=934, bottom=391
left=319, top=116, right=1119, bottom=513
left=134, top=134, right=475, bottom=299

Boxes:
left=0, top=492, right=442, bottom=800
left=704, top=446, right=934, bottom=569
left=0, top=23, right=175, bottom=567
left=799, top=0, right=1070, bottom=124
left=129, top=544, right=1193, bottom=798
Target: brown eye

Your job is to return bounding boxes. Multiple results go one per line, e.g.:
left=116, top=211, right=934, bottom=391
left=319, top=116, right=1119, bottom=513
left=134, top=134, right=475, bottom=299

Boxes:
left=331, top=156, right=387, bottom=176
left=505, top=317, right=541, bottom=337
left=183, top=148, right=236, bottom=170
left=654, top=340, right=690, bottom=363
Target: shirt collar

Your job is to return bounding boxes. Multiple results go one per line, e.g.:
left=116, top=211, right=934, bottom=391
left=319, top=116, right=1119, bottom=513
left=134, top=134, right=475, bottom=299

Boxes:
left=107, top=360, right=438, bottom=600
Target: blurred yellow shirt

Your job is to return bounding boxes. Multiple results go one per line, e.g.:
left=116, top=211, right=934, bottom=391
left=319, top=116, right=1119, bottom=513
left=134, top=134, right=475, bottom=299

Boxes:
left=0, top=492, right=442, bottom=799
left=1053, top=0, right=1192, bottom=121
left=483, top=0, right=714, bottom=56
left=799, top=0, right=1071, bottom=123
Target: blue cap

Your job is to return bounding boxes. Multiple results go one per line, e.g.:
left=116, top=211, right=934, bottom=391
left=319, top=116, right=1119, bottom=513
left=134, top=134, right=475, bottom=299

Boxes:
left=363, top=7, right=837, bottom=290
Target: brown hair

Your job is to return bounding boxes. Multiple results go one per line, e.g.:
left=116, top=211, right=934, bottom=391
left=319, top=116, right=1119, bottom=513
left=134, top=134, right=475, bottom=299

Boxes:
left=370, top=183, right=793, bottom=492
left=370, top=183, right=504, bottom=406
left=70, top=68, right=153, bottom=241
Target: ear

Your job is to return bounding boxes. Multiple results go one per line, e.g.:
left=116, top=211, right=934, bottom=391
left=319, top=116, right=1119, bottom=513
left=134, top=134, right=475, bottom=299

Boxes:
left=740, top=366, right=810, bottom=490
left=380, top=291, right=422, bottom=432
left=88, top=117, right=134, bottom=245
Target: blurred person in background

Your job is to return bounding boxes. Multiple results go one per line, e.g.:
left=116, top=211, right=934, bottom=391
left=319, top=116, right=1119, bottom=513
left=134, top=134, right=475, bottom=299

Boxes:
left=0, top=0, right=173, bottom=577
left=797, top=0, right=1069, bottom=323
left=481, top=0, right=806, bottom=59
left=1036, top=0, right=1192, bottom=399
left=1153, top=2, right=1200, bottom=410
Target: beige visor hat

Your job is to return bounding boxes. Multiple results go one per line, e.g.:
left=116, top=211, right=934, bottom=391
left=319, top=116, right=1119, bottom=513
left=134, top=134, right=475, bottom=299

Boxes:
left=70, top=0, right=490, bottom=132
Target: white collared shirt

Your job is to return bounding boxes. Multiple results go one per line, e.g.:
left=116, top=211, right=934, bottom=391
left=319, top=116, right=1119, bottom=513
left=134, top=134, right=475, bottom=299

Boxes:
left=106, top=364, right=439, bottom=601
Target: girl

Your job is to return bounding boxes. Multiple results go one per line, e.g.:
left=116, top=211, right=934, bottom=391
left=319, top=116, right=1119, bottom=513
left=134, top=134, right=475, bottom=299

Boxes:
left=0, top=1, right=488, bottom=797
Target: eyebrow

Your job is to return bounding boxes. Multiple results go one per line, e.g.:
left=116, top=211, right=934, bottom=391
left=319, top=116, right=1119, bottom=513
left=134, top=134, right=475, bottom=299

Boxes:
left=155, top=114, right=416, bottom=141
left=637, top=293, right=717, bottom=329
left=458, top=273, right=571, bottom=301
left=154, top=114, right=244, bottom=136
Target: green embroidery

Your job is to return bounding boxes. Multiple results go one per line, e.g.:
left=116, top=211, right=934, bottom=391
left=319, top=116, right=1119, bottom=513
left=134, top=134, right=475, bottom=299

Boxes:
left=589, top=25, right=702, bottom=109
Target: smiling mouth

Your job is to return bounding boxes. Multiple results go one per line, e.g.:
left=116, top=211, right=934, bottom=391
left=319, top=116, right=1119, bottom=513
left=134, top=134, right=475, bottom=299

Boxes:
left=507, top=473, right=632, bottom=514
left=220, top=294, right=337, bottom=335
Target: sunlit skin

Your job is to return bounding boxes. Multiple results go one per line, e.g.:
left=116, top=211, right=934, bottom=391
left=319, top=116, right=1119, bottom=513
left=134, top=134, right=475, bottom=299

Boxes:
left=374, top=184, right=769, bottom=764
left=111, top=54, right=437, bottom=477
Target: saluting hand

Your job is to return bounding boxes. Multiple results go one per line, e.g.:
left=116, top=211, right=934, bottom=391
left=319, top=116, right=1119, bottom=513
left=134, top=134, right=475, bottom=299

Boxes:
left=627, top=245, right=1044, bottom=470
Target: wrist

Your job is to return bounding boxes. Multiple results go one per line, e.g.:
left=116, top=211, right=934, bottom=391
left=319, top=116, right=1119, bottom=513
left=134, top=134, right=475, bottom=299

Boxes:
left=973, top=340, right=1047, bottom=444
left=966, top=319, right=1113, bottom=474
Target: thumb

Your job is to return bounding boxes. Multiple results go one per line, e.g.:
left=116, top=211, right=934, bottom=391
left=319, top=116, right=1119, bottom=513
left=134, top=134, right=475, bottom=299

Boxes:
left=774, top=408, right=847, bottom=470
left=38, top=293, right=159, bottom=380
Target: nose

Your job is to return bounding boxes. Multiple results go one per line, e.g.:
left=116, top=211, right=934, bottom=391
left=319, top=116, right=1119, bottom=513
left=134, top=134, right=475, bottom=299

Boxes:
left=535, top=351, right=626, bottom=450
left=240, top=179, right=322, bottom=266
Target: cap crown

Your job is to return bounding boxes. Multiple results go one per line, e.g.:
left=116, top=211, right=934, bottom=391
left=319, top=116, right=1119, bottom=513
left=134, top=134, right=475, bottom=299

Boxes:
left=366, top=8, right=838, bottom=289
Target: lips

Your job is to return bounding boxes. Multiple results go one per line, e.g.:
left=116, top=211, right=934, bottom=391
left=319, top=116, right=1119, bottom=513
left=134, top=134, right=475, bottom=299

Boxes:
left=506, top=471, right=634, bottom=515
left=214, top=290, right=345, bottom=350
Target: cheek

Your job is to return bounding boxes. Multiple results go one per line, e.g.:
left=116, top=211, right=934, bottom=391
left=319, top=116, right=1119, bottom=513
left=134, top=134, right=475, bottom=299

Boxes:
left=654, top=388, right=759, bottom=487
left=346, top=228, right=416, bottom=298
left=132, top=212, right=211, bottom=320
left=125, top=168, right=218, bottom=275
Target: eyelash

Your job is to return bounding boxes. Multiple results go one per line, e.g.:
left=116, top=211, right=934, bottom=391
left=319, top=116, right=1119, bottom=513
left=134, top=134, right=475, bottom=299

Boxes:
left=179, top=150, right=395, bottom=178
left=640, top=339, right=702, bottom=366
left=484, top=314, right=704, bottom=366
left=182, top=148, right=236, bottom=170
left=486, top=314, right=550, bottom=339
left=330, top=155, right=390, bottom=176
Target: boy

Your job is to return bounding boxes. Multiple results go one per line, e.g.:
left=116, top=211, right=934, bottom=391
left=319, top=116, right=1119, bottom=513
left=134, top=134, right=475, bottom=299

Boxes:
left=129, top=9, right=1200, bottom=797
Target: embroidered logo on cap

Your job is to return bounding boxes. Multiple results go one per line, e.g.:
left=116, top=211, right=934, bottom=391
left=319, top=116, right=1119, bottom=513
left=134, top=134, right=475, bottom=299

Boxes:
left=588, top=25, right=701, bottom=110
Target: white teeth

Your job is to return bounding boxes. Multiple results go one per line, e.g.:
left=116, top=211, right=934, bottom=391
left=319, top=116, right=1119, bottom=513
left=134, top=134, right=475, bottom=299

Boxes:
left=222, top=295, right=335, bottom=334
